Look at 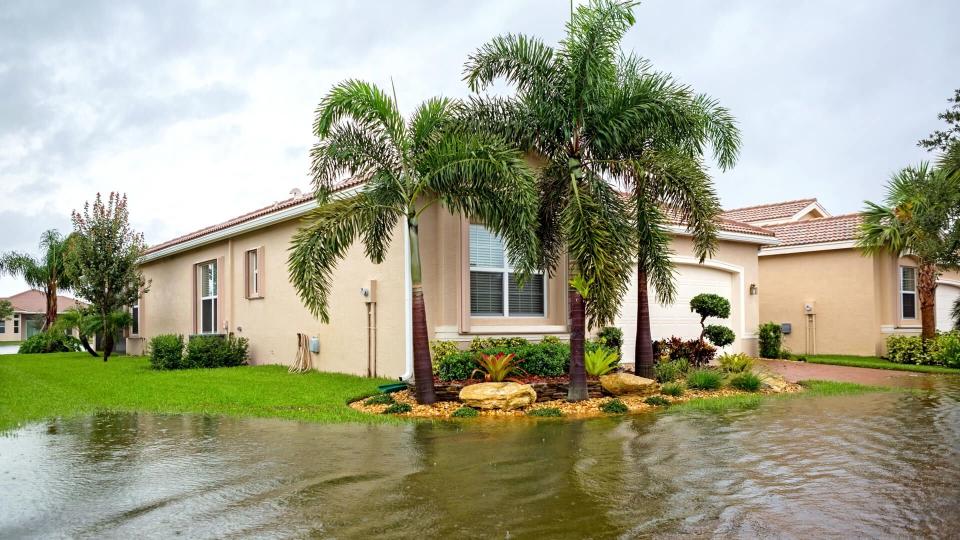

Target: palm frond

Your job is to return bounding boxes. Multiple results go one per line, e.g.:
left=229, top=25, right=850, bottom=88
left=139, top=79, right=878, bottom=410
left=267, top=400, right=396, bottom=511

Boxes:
left=309, top=122, right=401, bottom=199
left=0, top=252, right=46, bottom=290
left=463, top=33, right=557, bottom=94
left=952, top=296, right=960, bottom=331
left=409, top=96, right=455, bottom=153
left=312, top=79, right=406, bottom=155
left=631, top=191, right=677, bottom=305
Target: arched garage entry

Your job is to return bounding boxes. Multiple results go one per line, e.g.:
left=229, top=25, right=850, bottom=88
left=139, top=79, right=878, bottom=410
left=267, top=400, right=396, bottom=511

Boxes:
left=616, top=257, right=744, bottom=364
left=936, top=280, right=960, bottom=332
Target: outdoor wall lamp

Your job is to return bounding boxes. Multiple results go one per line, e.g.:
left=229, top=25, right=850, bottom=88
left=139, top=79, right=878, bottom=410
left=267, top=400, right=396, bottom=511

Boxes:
left=749, top=283, right=758, bottom=295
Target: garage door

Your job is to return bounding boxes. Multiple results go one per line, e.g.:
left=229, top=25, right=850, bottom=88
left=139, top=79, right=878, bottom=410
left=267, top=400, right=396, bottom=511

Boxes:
left=617, top=264, right=737, bottom=364
left=936, top=283, right=960, bottom=332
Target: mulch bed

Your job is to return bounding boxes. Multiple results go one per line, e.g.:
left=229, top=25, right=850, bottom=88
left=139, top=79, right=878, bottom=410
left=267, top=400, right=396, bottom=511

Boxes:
left=427, top=376, right=604, bottom=402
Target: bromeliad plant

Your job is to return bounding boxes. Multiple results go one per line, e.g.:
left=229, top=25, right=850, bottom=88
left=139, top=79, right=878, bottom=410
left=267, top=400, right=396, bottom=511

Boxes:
left=289, top=81, right=540, bottom=404
left=584, top=346, right=619, bottom=377
left=471, top=352, right=527, bottom=382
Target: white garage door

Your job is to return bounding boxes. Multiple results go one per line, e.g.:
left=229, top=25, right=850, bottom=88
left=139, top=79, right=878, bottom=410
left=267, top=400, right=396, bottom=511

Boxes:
left=617, top=264, right=737, bottom=364
left=936, top=283, right=960, bottom=332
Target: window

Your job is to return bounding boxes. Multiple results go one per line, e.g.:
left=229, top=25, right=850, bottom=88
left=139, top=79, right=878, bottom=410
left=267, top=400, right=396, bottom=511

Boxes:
left=246, top=248, right=262, bottom=298
left=13, top=315, right=18, bottom=335
left=0, top=319, right=4, bottom=333
left=469, top=224, right=545, bottom=317
left=900, top=266, right=917, bottom=320
left=131, top=302, right=140, bottom=335
left=197, top=260, right=218, bottom=333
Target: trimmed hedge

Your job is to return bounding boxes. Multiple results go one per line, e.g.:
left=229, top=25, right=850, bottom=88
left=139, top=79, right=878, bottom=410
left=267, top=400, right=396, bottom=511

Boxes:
left=758, top=322, right=783, bottom=359
left=435, top=341, right=573, bottom=381
left=184, top=335, right=249, bottom=368
left=149, top=334, right=185, bottom=370
left=887, top=332, right=960, bottom=368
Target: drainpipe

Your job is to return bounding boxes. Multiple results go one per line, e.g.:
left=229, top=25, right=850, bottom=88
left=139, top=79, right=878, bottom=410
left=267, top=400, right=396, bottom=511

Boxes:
left=400, top=217, right=414, bottom=381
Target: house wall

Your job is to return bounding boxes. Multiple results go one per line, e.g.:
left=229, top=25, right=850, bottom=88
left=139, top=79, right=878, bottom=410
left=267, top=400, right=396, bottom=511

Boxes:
left=0, top=314, right=21, bottom=342
left=139, top=218, right=408, bottom=378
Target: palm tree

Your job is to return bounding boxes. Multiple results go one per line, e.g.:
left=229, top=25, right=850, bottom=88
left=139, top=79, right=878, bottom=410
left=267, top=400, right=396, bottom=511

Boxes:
left=288, top=80, right=540, bottom=404
left=952, top=297, right=960, bottom=331
left=857, top=162, right=960, bottom=340
left=52, top=306, right=100, bottom=357
left=0, top=229, right=74, bottom=330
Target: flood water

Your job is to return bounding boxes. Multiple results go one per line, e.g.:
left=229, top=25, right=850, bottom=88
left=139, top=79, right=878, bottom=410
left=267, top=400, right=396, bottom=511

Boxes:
left=2, top=376, right=958, bottom=539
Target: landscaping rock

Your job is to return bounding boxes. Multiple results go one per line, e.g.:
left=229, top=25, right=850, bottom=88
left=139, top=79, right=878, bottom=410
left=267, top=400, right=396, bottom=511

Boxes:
left=459, top=382, right=537, bottom=410
left=759, top=372, right=790, bottom=393
left=600, top=373, right=658, bottom=396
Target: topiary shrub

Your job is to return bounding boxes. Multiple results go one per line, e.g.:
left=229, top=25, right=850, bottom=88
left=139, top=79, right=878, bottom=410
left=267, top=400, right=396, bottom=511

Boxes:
left=718, top=352, right=754, bottom=373
left=644, top=396, right=670, bottom=406
left=729, top=372, right=762, bottom=392
left=18, top=331, right=82, bottom=354
left=653, top=358, right=689, bottom=383
left=436, top=351, right=480, bottom=381
left=686, top=369, right=723, bottom=390
left=149, top=334, right=185, bottom=370
left=383, top=403, right=412, bottom=414
left=600, top=399, right=628, bottom=414
left=527, top=407, right=563, bottom=417
left=660, top=382, right=684, bottom=397
left=758, top=322, right=783, bottom=359
left=452, top=406, right=479, bottom=418
left=704, top=324, right=736, bottom=348
left=184, top=334, right=248, bottom=369
left=430, top=340, right=461, bottom=374
left=364, top=394, right=396, bottom=406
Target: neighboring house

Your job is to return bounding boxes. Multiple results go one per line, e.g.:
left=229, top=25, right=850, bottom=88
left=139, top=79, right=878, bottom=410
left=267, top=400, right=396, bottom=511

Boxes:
left=137, top=180, right=776, bottom=377
left=0, top=290, right=85, bottom=342
left=724, top=199, right=960, bottom=357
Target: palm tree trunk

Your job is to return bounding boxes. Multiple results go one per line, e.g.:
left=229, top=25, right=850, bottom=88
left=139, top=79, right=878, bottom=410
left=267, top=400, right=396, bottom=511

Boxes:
left=43, top=284, right=57, bottom=330
left=102, top=330, right=113, bottom=362
left=80, top=335, right=99, bottom=357
left=567, top=290, right=588, bottom=401
left=635, top=267, right=655, bottom=379
left=918, top=262, right=937, bottom=341
left=408, top=218, right=436, bottom=404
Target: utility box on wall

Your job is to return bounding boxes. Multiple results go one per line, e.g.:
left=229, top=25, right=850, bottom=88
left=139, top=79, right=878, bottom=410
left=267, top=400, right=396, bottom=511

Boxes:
left=309, top=337, right=320, bottom=354
left=781, top=323, right=792, bottom=335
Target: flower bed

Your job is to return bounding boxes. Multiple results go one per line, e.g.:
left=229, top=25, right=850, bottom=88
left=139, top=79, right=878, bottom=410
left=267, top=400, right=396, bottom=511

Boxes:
left=424, top=377, right=604, bottom=402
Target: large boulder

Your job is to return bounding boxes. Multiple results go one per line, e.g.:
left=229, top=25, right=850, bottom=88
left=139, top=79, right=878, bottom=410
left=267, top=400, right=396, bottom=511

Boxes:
left=758, top=372, right=790, bottom=393
left=600, top=373, right=658, bottom=396
left=459, top=382, right=537, bottom=410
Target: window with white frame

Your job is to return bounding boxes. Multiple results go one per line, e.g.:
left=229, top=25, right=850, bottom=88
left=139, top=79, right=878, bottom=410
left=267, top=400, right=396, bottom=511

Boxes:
left=13, top=315, right=18, bottom=335
left=197, top=260, right=218, bottom=333
left=131, top=301, right=139, bottom=335
left=246, top=248, right=260, bottom=298
left=469, top=224, right=545, bottom=317
left=0, top=319, right=4, bottom=333
left=900, top=266, right=917, bottom=320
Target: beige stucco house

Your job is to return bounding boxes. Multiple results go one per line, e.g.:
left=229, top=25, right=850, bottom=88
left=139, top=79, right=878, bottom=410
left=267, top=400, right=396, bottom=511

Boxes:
left=135, top=180, right=775, bottom=378
left=725, top=199, right=960, bottom=357
left=0, top=290, right=85, bottom=342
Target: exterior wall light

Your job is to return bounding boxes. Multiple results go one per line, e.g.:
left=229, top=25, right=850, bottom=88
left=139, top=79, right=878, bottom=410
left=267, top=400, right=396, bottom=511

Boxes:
left=749, top=283, right=758, bottom=295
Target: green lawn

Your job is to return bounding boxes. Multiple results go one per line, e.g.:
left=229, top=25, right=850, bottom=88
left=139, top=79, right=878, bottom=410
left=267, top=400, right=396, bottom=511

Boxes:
left=805, top=355, right=960, bottom=375
left=0, top=352, right=398, bottom=432
left=669, top=380, right=890, bottom=413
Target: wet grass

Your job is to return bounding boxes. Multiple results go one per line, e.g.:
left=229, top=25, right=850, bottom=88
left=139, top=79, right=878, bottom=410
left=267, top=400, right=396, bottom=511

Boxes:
left=805, top=355, right=960, bottom=375
left=0, top=352, right=397, bottom=432
left=669, top=380, right=891, bottom=413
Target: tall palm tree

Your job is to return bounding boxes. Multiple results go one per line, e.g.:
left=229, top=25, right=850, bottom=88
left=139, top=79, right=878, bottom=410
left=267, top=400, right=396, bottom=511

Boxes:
left=0, top=229, right=74, bottom=330
left=858, top=162, right=960, bottom=340
left=463, top=0, right=736, bottom=392
left=289, top=80, right=540, bottom=404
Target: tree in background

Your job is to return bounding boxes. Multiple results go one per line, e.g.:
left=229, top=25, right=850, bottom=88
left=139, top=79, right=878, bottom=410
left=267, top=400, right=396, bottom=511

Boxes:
left=918, top=89, right=960, bottom=153
left=68, top=193, right=148, bottom=361
left=288, top=81, right=540, bottom=404
left=0, top=230, right=74, bottom=330
left=857, top=163, right=960, bottom=340
left=0, top=299, right=12, bottom=322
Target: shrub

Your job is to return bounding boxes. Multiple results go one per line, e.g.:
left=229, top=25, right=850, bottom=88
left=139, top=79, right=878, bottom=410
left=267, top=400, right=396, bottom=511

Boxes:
left=729, top=372, right=762, bottom=392
left=513, top=342, right=569, bottom=377
left=472, top=352, right=526, bottom=382
left=364, top=394, right=396, bottom=406
left=686, top=369, right=723, bottom=390
left=653, top=358, right=689, bottom=383
left=596, top=326, right=623, bottom=358
left=149, top=334, right=185, bottom=370
left=718, top=352, right=754, bottom=373
left=644, top=396, right=670, bottom=406
left=184, top=334, right=248, bottom=369
left=18, top=331, right=82, bottom=354
left=436, top=351, right=479, bottom=381
left=600, top=399, right=628, bottom=414
left=452, top=406, right=479, bottom=418
left=382, top=403, right=412, bottom=414
left=660, top=382, right=684, bottom=396
left=527, top=407, right=563, bottom=417
left=469, top=336, right=529, bottom=352
left=931, top=332, right=960, bottom=368
left=690, top=293, right=731, bottom=320
left=886, top=335, right=929, bottom=365
left=758, top=322, right=783, bottom=359
left=704, top=324, right=736, bottom=348
left=585, top=346, right=619, bottom=376
left=540, top=335, right=562, bottom=345
left=653, top=337, right=715, bottom=366
left=430, top=340, right=461, bottom=374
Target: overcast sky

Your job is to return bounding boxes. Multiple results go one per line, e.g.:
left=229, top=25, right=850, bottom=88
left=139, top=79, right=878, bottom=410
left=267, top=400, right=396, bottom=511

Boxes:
left=1, top=0, right=958, bottom=296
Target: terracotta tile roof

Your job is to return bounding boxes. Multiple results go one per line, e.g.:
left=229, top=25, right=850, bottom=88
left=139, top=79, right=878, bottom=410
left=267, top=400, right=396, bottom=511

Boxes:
left=144, top=177, right=365, bottom=255
left=661, top=207, right=776, bottom=238
left=2, top=290, right=86, bottom=314
left=721, top=198, right=818, bottom=224
left=763, top=213, right=863, bottom=247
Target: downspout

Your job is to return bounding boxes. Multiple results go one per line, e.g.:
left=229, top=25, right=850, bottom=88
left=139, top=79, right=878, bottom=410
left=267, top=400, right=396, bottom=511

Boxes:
left=400, top=216, right=414, bottom=381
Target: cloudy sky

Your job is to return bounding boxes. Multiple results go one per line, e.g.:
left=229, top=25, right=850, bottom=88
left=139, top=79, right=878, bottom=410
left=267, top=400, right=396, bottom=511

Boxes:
left=1, top=0, right=958, bottom=296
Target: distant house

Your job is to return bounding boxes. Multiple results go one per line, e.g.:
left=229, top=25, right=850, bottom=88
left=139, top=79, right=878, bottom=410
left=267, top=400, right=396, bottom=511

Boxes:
left=723, top=199, right=960, bottom=356
left=0, top=290, right=86, bottom=342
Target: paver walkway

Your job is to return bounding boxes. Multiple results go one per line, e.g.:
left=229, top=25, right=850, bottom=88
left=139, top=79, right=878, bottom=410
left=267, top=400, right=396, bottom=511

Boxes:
left=759, top=358, right=936, bottom=389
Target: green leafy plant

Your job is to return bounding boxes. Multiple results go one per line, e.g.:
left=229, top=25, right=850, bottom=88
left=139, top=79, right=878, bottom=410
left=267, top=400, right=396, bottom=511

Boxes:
left=452, top=406, right=479, bottom=418
left=540, top=335, right=562, bottom=345
left=686, top=369, right=723, bottom=390
left=18, top=331, right=82, bottom=354
left=364, top=394, right=396, bottom=406
left=527, top=407, right=563, bottom=417
left=469, top=336, right=530, bottom=352
left=718, top=353, right=754, bottom=373
left=704, top=324, right=736, bottom=348
left=660, top=382, right=684, bottom=397
left=600, top=399, right=628, bottom=414
left=729, top=372, right=762, bottom=392
left=184, top=334, right=249, bottom=369
left=0, top=300, right=13, bottom=322
left=596, top=326, right=624, bottom=359
left=471, top=352, right=526, bottom=382
left=644, top=396, right=670, bottom=406
left=512, top=342, right=569, bottom=377
left=653, top=358, right=689, bottom=383
left=653, top=337, right=716, bottom=366
left=430, top=340, right=461, bottom=374
left=149, top=334, right=185, bottom=370
left=758, top=322, right=784, bottom=359
left=886, top=335, right=930, bottom=365
left=382, top=403, right=412, bottom=415
left=436, top=351, right=480, bottom=381
left=931, top=332, right=960, bottom=368
left=584, top=347, right=619, bottom=376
